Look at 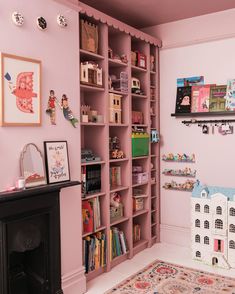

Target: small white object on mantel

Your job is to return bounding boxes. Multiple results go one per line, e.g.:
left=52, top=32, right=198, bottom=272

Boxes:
left=12, top=12, right=24, bottom=26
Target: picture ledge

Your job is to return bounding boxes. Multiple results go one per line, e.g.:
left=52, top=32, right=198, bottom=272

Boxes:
left=171, top=111, right=235, bottom=117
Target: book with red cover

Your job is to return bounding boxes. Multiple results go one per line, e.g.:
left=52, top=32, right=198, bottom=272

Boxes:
left=82, top=200, right=93, bottom=233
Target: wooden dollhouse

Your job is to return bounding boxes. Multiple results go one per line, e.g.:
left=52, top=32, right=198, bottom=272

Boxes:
left=191, top=180, right=235, bottom=269
left=109, top=93, right=122, bottom=124
left=80, top=61, right=103, bottom=86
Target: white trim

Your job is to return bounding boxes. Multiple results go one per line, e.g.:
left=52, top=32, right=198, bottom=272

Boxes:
left=62, top=266, right=86, bottom=294
left=161, top=224, right=190, bottom=247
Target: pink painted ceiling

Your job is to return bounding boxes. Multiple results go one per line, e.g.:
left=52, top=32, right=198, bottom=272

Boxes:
left=79, top=0, right=235, bottom=28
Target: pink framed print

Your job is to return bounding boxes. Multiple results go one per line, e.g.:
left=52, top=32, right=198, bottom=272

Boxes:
left=1, top=53, right=41, bottom=126
left=44, top=141, right=70, bottom=184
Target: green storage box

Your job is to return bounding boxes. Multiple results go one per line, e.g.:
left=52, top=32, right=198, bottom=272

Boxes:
left=132, top=132, right=149, bottom=157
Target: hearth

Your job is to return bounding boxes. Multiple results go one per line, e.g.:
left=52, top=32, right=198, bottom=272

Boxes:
left=0, top=181, right=79, bottom=294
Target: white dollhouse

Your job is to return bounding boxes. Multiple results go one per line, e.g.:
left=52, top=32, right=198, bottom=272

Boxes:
left=191, top=180, right=235, bottom=269
left=109, top=93, right=122, bottom=123
left=80, top=61, right=102, bottom=86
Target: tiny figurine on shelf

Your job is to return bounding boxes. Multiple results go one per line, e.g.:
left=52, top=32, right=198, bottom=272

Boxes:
left=81, top=149, right=101, bottom=163
left=162, top=167, right=196, bottom=177
left=163, top=179, right=195, bottom=191
left=108, top=47, right=113, bottom=59
left=46, top=89, right=59, bottom=125
left=110, top=192, right=121, bottom=208
left=109, top=93, right=122, bottom=123
left=121, top=54, right=128, bottom=63
left=80, top=61, right=102, bottom=87
left=132, top=111, right=143, bottom=124
left=150, top=55, right=155, bottom=71
left=110, top=72, right=128, bottom=93
left=61, top=94, right=78, bottom=128
left=136, top=51, right=147, bottom=68
left=150, top=88, right=155, bottom=100
left=109, top=136, right=125, bottom=159
left=151, top=129, right=159, bottom=143
left=131, top=77, right=144, bottom=95
left=81, top=104, right=103, bottom=123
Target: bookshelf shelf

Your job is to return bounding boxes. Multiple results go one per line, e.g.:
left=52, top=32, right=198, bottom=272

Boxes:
left=132, top=93, right=147, bottom=99
left=110, top=185, right=129, bottom=193
left=80, top=84, right=105, bottom=92
left=80, top=49, right=104, bottom=60
left=108, top=58, right=128, bottom=67
left=81, top=161, right=105, bottom=166
left=133, top=209, right=149, bottom=218
left=79, top=8, right=160, bottom=283
left=110, top=216, right=129, bottom=226
left=131, top=65, right=147, bottom=73
left=82, top=225, right=106, bottom=238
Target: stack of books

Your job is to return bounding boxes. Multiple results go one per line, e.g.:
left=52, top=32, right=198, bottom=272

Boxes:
left=82, top=197, right=101, bottom=234
left=83, top=232, right=106, bottom=274
left=81, top=164, right=101, bottom=196
left=110, top=227, right=128, bottom=260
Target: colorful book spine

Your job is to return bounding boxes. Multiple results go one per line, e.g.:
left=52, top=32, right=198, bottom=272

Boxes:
left=226, top=79, right=235, bottom=111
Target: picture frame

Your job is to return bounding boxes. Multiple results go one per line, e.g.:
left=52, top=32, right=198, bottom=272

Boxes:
left=44, top=141, right=70, bottom=184
left=1, top=53, right=41, bottom=126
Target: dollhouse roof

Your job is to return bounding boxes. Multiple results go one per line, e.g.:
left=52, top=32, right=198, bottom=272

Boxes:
left=192, top=180, right=235, bottom=201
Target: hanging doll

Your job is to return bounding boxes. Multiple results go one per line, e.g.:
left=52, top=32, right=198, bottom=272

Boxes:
left=61, top=94, right=78, bottom=127
left=46, top=90, right=59, bottom=125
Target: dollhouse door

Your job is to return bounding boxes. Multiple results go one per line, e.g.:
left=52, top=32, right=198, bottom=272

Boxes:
left=212, top=257, right=218, bottom=265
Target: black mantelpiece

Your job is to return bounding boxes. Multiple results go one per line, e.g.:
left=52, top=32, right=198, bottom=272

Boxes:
left=0, top=181, right=79, bottom=294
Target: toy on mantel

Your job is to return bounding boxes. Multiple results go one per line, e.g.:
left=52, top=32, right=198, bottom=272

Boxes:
left=191, top=180, right=235, bottom=269
left=163, top=167, right=196, bottom=177
left=162, top=153, right=195, bottom=162
left=163, top=179, right=195, bottom=191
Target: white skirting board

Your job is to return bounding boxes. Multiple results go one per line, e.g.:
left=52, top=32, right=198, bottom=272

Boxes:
left=160, top=224, right=191, bottom=247
left=62, top=266, right=86, bottom=294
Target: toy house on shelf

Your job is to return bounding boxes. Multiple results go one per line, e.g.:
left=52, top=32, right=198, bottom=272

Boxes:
left=109, top=93, right=122, bottom=123
left=80, top=61, right=102, bottom=87
left=191, top=180, right=235, bottom=269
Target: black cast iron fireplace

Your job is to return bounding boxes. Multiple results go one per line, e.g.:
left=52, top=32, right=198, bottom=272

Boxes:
left=0, top=181, right=79, bottom=294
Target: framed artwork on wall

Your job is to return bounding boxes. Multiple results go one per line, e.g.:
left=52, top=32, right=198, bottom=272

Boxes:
left=44, top=141, right=70, bottom=184
left=1, top=53, right=41, bottom=126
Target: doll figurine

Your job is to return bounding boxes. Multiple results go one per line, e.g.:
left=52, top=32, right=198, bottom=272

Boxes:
left=46, top=90, right=58, bottom=125
left=61, top=94, right=78, bottom=128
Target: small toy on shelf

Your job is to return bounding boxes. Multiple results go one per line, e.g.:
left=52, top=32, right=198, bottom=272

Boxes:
left=110, top=192, right=121, bottom=208
left=151, top=129, right=159, bottom=143
left=132, top=111, right=143, bottom=124
left=81, top=104, right=103, bottom=123
left=109, top=93, right=122, bottom=123
left=131, top=77, right=144, bottom=95
left=133, top=195, right=144, bottom=212
left=163, top=179, right=195, bottom=191
left=109, top=136, right=125, bottom=159
left=80, top=61, right=102, bottom=87
left=81, top=149, right=101, bottom=163
left=80, top=19, right=98, bottom=53
left=162, top=167, right=196, bottom=177
left=132, top=165, right=148, bottom=185
left=131, top=51, right=146, bottom=69
left=108, top=46, right=128, bottom=64
left=109, top=72, right=128, bottom=93
left=150, top=55, right=155, bottom=71
left=162, top=153, right=195, bottom=162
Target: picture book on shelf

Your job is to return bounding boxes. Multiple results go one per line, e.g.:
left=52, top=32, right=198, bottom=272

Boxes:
left=177, top=76, right=204, bottom=88
left=225, top=79, right=235, bottom=111
left=209, top=85, right=226, bottom=112
left=191, top=84, right=213, bottom=113
left=175, top=86, right=192, bottom=113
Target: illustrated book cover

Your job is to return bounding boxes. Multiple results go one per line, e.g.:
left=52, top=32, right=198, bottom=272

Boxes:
left=177, top=76, right=204, bottom=88
left=225, top=79, right=235, bottom=111
left=209, top=85, right=227, bottom=112
left=175, top=86, right=192, bottom=113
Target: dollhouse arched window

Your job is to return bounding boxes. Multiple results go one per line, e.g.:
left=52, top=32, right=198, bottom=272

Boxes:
left=204, top=220, right=209, bottom=229
left=215, top=219, right=223, bottom=229
left=229, top=240, right=235, bottom=249
left=196, top=251, right=201, bottom=258
left=195, top=235, right=200, bottom=243
left=195, top=219, right=200, bottom=228
left=204, top=205, right=209, bottom=213
left=229, top=224, right=235, bottom=233
left=216, top=206, right=222, bottom=215
left=204, top=236, right=209, bottom=245
left=230, top=207, right=235, bottom=216
left=195, top=204, right=200, bottom=212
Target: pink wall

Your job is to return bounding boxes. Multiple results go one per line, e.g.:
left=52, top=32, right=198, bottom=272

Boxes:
left=144, top=9, right=235, bottom=246
left=0, top=0, right=85, bottom=293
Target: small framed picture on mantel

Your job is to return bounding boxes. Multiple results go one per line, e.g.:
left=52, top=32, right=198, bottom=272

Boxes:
left=44, top=141, right=70, bottom=184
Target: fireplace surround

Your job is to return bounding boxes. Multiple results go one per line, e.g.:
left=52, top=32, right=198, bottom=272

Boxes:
left=0, top=181, right=79, bottom=294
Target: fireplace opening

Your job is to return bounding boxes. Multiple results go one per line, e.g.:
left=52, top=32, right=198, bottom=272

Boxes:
left=7, top=214, right=50, bottom=294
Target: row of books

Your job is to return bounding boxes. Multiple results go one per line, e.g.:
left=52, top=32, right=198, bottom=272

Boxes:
left=82, top=197, right=101, bottom=234
left=133, top=224, right=141, bottom=243
left=110, top=166, right=121, bottom=187
left=110, top=227, right=128, bottom=260
left=83, top=232, right=106, bottom=274
left=81, top=164, right=101, bottom=196
left=175, top=79, right=235, bottom=113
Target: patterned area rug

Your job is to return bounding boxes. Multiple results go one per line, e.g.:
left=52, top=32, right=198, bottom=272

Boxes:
left=105, top=260, right=235, bottom=293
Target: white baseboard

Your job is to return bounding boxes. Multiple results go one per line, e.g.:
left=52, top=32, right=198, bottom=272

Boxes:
left=160, top=224, right=191, bottom=247
left=62, top=266, right=86, bottom=294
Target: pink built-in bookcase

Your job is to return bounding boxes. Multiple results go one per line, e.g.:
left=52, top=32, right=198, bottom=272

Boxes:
left=78, top=2, right=161, bottom=282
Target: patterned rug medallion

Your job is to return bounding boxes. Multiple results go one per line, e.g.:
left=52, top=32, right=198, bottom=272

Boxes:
left=105, top=260, right=235, bottom=293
